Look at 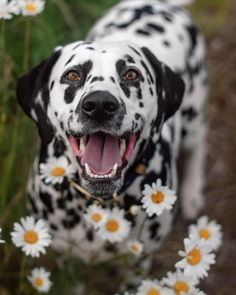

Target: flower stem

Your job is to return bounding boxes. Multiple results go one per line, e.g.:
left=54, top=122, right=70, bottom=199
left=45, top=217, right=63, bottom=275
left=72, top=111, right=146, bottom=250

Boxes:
left=19, top=255, right=27, bottom=294
left=23, top=19, right=31, bottom=72
left=0, top=20, right=5, bottom=82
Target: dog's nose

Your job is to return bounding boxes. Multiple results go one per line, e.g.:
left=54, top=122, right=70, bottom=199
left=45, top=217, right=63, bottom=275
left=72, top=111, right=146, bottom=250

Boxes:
left=81, top=91, right=119, bottom=120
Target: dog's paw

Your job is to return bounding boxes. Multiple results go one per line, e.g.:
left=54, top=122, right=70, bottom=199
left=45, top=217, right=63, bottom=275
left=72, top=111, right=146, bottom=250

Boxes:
left=181, top=187, right=205, bottom=220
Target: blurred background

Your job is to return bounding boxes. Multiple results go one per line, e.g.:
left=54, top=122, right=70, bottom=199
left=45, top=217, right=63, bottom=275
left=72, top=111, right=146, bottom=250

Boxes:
left=0, top=0, right=235, bottom=294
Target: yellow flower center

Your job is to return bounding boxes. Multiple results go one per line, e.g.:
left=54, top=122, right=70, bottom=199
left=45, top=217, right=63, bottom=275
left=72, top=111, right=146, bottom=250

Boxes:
left=199, top=228, right=210, bottom=240
left=130, top=244, right=139, bottom=253
left=24, top=230, right=38, bottom=244
left=34, top=277, right=43, bottom=287
left=187, top=248, right=202, bottom=265
left=25, top=3, right=37, bottom=13
left=91, top=213, right=102, bottom=223
left=106, top=219, right=119, bottom=232
left=174, top=281, right=189, bottom=294
left=51, top=166, right=65, bottom=177
left=147, top=288, right=160, bottom=295
left=151, top=191, right=165, bottom=204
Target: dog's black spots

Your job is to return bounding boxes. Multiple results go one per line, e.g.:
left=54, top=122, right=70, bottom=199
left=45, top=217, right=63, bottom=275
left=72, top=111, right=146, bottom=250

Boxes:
left=163, top=40, right=170, bottom=47
left=60, top=121, right=64, bottom=130
left=102, top=50, right=106, bottom=53
left=160, top=11, right=173, bottom=22
left=186, top=25, right=198, bottom=55
left=72, top=41, right=91, bottom=50
left=57, top=197, right=66, bottom=210
left=104, top=243, right=117, bottom=253
left=125, top=54, right=135, bottom=63
left=65, top=54, right=75, bottom=66
left=135, top=113, right=140, bottom=120
left=105, top=5, right=155, bottom=29
left=62, top=212, right=80, bottom=229
left=28, top=194, right=38, bottom=214
left=42, top=209, right=48, bottom=220
left=137, top=88, right=142, bottom=100
left=141, top=60, right=154, bottom=84
left=116, top=59, right=126, bottom=75
left=64, top=85, right=77, bottom=104
left=53, top=137, right=67, bottom=157
left=91, top=76, right=104, bottom=83
left=86, top=74, right=92, bottom=82
left=149, top=87, right=154, bottom=96
left=128, top=45, right=141, bottom=56
left=86, top=47, right=95, bottom=50
left=110, top=76, right=115, bottom=84
left=136, top=29, right=151, bottom=36
left=54, top=111, right=58, bottom=117
left=50, top=223, right=58, bottom=231
left=86, top=229, right=94, bottom=241
left=83, top=60, right=93, bottom=75
left=50, top=80, right=55, bottom=91
left=149, top=222, right=160, bottom=239
left=182, top=107, right=198, bottom=121
left=147, top=23, right=165, bottom=33
left=39, top=191, right=54, bottom=213
left=139, top=101, right=144, bottom=108
left=181, top=128, right=187, bottom=138
left=119, top=82, right=131, bottom=98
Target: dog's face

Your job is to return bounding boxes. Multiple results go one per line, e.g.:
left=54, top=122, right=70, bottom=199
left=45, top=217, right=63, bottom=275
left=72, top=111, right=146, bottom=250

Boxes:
left=16, top=41, right=184, bottom=197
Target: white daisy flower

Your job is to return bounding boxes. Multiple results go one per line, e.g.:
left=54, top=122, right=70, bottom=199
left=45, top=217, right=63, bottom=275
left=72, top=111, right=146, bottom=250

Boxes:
left=18, top=0, right=45, bottom=16
left=28, top=267, right=52, bottom=293
left=162, top=270, right=198, bottom=294
left=175, top=237, right=216, bottom=280
left=39, top=156, right=76, bottom=185
left=11, top=216, right=52, bottom=257
left=137, top=279, right=174, bottom=295
left=141, top=179, right=177, bottom=217
left=127, top=239, right=144, bottom=256
left=0, top=0, right=19, bottom=19
left=186, top=288, right=206, bottom=295
left=0, top=228, right=5, bottom=243
left=97, top=207, right=131, bottom=243
left=84, top=204, right=108, bottom=229
left=189, top=216, right=222, bottom=251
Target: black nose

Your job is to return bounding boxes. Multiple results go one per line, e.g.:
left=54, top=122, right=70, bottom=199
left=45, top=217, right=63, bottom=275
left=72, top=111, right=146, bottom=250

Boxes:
left=81, top=91, right=119, bottom=120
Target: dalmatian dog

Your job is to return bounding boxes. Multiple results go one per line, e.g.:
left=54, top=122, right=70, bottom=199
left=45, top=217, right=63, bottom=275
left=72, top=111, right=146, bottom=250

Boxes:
left=16, top=0, right=207, bottom=263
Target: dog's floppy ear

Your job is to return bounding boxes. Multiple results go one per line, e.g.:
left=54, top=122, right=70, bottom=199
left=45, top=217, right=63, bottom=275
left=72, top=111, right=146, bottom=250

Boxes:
left=141, top=47, right=185, bottom=122
left=16, top=49, right=62, bottom=144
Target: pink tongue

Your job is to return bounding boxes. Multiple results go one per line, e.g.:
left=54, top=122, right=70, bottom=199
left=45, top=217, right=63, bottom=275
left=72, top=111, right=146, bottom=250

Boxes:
left=81, top=133, right=122, bottom=175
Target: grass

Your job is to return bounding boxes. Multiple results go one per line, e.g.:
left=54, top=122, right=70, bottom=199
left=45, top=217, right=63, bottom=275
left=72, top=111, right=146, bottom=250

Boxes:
left=0, top=0, right=231, bottom=294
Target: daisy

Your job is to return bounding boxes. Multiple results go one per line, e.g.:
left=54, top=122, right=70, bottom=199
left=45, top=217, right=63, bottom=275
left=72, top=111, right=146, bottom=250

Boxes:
left=127, top=239, right=144, bottom=256
left=0, top=228, right=5, bottom=243
left=18, top=0, right=45, bottom=16
left=162, top=270, right=198, bottom=295
left=137, top=279, right=174, bottom=295
left=175, top=237, right=216, bottom=280
left=28, top=267, right=52, bottom=293
left=189, top=216, right=222, bottom=251
left=39, top=156, right=76, bottom=185
left=84, top=204, right=108, bottom=229
left=11, top=216, right=52, bottom=257
left=0, top=0, right=19, bottom=19
left=97, top=207, right=131, bottom=243
left=141, top=179, right=177, bottom=217
left=186, top=288, right=206, bottom=295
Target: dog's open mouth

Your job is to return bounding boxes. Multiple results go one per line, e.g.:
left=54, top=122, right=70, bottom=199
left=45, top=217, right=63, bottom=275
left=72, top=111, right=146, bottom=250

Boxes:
left=69, top=132, right=137, bottom=181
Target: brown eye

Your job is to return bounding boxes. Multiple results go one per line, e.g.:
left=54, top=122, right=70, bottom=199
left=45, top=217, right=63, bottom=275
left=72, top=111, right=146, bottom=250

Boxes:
left=65, top=70, right=81, bottom=81
left=124, top=69, right=140, bottom=81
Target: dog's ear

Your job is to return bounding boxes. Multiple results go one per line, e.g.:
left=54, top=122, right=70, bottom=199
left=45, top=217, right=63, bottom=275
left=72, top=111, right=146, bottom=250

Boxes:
left=141, top=47, right=185, bottom=123
left=16, top=49, right=62, bottom=144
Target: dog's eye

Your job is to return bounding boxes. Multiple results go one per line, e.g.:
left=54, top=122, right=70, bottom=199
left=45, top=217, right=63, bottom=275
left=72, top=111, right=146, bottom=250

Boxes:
left=124, top=69, right=140, bottom=81
left=65, top=70, right=81, bottom=81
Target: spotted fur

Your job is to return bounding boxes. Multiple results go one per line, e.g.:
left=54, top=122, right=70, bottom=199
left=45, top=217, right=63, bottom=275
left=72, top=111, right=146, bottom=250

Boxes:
left=16, top=0, right=207, bottom=262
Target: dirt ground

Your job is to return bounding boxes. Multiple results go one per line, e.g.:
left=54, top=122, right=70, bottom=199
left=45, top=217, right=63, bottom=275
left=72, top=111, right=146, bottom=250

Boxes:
left=154, top=2, right=236, bottom=294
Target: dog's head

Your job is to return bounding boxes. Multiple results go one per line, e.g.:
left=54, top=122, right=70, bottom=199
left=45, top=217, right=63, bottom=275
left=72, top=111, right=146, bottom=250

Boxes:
left=16, top=41, right=184, bottom=197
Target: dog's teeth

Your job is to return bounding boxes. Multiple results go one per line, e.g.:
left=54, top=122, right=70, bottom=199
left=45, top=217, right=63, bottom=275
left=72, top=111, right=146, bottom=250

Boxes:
left=120, top=139, right=126, bottom=155
left=85, top=163, right=91, bottom=175
left=112, top=163, right=118, bottom=177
